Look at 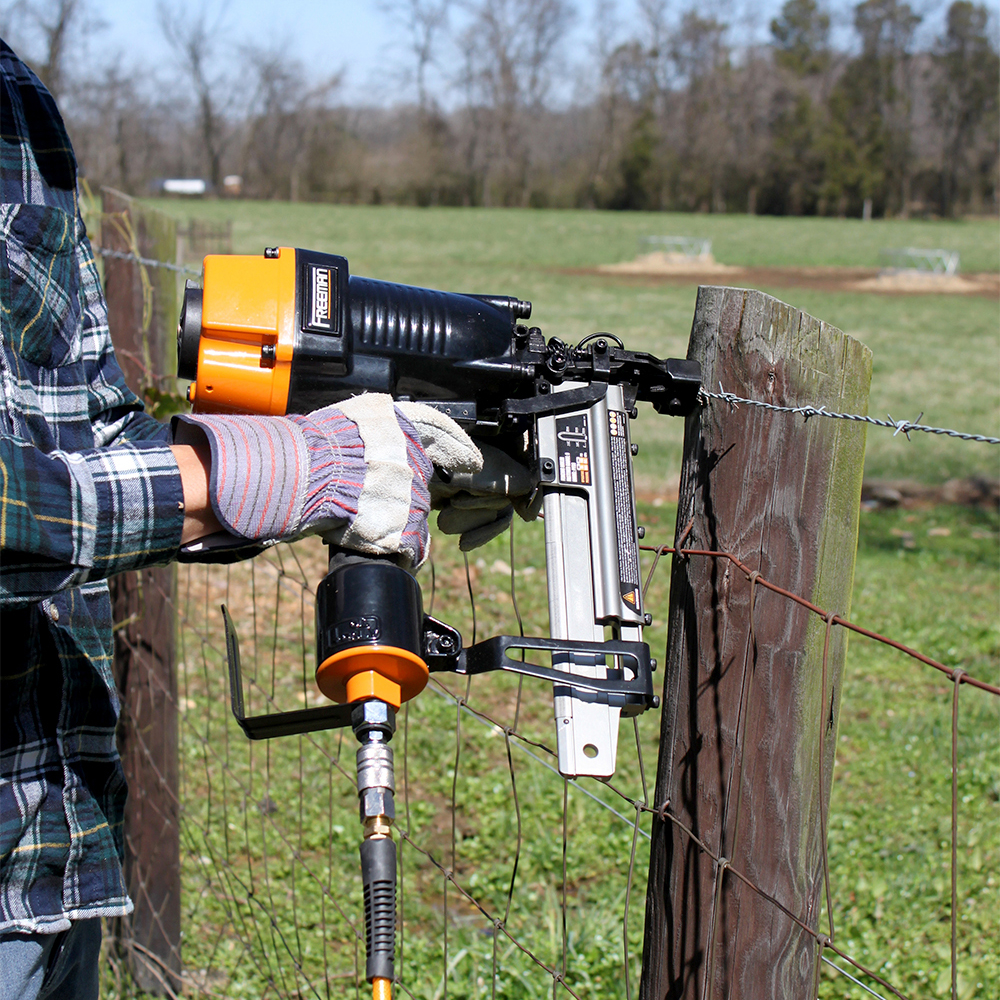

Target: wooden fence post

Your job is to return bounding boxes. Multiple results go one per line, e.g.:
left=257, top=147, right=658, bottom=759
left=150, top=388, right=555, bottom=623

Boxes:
left=101, top=189, right=182, bottom=994
left=640, top=286, right=872, bottom=998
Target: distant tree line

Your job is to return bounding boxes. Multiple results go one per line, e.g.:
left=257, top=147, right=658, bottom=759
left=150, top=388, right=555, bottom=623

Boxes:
left=4, top=0, right=997, bottom=217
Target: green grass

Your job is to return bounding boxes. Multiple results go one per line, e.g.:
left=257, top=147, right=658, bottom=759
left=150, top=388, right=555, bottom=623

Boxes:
left=822, top=504, right=999, bottom=999
left=145, top=200, right=1000, bottom=274
left=103, top=203, right=998, bottom=997
left=119, top=501, right=998, bottom=999
left=143, top=199, right=1000, bottom=485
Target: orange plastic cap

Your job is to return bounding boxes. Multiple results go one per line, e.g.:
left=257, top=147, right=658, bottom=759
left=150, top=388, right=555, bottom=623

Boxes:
left=316, top=645, right=428, bottom=710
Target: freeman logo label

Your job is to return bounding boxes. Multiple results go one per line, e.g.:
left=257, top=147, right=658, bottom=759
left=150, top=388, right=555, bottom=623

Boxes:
left=312, top=268, right=331, bottom=328
left=303, top=263, right=340, bottom=333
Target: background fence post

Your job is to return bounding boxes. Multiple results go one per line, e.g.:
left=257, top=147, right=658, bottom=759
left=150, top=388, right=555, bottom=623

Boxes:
left=640, top=286, right=872, bottom=998
left=101, top=188, right=182, bottom=994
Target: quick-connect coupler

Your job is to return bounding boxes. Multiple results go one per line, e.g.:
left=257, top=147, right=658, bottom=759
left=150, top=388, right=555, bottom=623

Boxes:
left=352, top=700, right=397, bottom=987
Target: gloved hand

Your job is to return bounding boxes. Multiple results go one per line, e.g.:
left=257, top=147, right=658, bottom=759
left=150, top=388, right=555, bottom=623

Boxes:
left=425, top=440, right=540, bottom=551
left=174, top=394, right=482, bottom=566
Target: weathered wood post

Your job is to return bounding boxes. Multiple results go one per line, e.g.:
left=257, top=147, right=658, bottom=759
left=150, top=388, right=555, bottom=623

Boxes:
left=101, top=189, right=182, bottom=994
left=640, top=286, right=872, bottom=998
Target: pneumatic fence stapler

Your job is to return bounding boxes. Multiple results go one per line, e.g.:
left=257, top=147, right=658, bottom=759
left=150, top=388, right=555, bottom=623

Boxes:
left=176, top=246, right=701, bottom=996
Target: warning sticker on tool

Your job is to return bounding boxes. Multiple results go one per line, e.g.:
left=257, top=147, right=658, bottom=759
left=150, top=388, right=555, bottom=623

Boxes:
left=555, top=415, right=591, bottom=485
left=609, top=410, right=641, bottom=610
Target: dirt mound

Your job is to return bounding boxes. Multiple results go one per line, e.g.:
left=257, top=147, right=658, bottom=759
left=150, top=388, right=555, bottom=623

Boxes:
left=598, top=251, right=745, bottom=276
left=861, top=478, right=999, bottom=510
left=575, top=261, right=999, bottom=298
left=850, top=271, right=996, bottom=294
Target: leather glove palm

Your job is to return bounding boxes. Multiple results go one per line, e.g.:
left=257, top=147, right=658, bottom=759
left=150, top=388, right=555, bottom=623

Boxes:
left=428, top=441, right=539, bottom=551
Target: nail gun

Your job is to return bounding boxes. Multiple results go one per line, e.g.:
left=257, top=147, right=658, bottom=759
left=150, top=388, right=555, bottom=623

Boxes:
left=176, top=245, right=701, bottom=991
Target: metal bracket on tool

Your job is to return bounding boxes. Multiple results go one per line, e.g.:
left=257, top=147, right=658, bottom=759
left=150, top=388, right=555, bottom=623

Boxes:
left=224, top=605, right=354, bottom=740
left=440, top=635, right=657, bottom=717
left=224, top=606, right=656, bottom=740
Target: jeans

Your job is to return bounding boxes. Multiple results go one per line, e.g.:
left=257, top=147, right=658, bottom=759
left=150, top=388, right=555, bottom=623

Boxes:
left=0, top=920, right=101, bottom=1000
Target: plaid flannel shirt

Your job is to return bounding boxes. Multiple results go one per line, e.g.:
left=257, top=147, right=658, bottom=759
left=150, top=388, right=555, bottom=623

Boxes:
left=0, top=42, right=186, bottom=933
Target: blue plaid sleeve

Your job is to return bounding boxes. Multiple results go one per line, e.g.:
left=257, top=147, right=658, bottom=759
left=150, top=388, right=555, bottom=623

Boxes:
left=0, top=436, right=184, bottom=602
left=0, top=38, right=182, bottom=936
left=0, top=44, right=184, bottom=603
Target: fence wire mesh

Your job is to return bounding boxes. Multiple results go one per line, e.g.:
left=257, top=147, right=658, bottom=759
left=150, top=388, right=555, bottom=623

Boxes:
left=103, top=509, right=998, bottom=1000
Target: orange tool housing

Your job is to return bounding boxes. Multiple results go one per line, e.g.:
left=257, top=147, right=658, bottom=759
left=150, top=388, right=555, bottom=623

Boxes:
left=188, top=249, right=296, bottom=415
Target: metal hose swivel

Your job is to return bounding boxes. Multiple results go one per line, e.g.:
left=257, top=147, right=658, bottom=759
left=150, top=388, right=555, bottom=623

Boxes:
left=353, top=700, right=397, bottom=998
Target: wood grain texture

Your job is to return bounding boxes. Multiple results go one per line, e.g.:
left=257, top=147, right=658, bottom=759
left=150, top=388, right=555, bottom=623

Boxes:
left=639, top=286, right=871, bottom=1000
left=103, top=190, right=182, bottom=994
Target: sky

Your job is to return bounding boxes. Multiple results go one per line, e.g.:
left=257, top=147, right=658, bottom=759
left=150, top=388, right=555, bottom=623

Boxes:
left=90, top=0, right=402, bottom=103
left=4, top=0, right=956, bottom=108
left=4, top=0, right=776, bottom=105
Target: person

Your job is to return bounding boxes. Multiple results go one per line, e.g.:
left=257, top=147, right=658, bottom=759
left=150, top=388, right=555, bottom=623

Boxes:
left=0, top=39, right=527, bottom=999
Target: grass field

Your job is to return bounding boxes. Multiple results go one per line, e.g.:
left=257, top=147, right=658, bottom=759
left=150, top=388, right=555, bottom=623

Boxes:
left=113, top=202, right=997, bottom=998
left=145, top=200, right=1000, bottom=486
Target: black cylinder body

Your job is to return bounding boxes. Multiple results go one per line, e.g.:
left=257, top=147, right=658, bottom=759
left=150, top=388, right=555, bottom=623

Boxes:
left=315, top=558, right=423, bottom=670
left=288, top=257, right=532, bottom=412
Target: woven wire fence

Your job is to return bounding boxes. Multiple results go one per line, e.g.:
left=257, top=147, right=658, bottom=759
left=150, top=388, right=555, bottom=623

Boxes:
left=102, top=507, right=998, bottom=1000
left=106, top=526, right=665, bottom=999
left=92, top=239, right=997, bottom=999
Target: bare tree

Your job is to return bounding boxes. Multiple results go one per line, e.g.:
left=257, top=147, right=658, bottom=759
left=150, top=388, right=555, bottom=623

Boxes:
left=1, top=0, right=98, bottom=99
left=240, top=44, right=341, bottom=201
left=36, top=0, right=79, bottom=97
left=157, top=0, right=235, bottom=190
left=933, top=0, right=999, bottom=214
left=378, top=0, right=451, bottom=113
left=669, top=9, right=732, bottom=211
left=459, top=0, right=575, bottom=205
left=14, top=0, right=992, bottom=217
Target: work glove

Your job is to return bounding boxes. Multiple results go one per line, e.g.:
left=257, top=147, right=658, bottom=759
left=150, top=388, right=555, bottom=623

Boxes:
left=174, top=394, right=482, bottom=567
left=427, top=441, right=540, bottom=551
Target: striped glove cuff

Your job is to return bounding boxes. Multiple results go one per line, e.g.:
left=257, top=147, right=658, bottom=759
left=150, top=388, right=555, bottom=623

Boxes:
left=174, top=394, right=481, bottom=567
left=174, top=410, right=364, bottom=542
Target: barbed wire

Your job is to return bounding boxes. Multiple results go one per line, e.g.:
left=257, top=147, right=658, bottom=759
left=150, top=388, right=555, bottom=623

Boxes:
left=699, top=387, right=1000, bottom=444
left=91, top=241, right=1000, bottom=451
left=94, top=244, right=202, bottom=277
